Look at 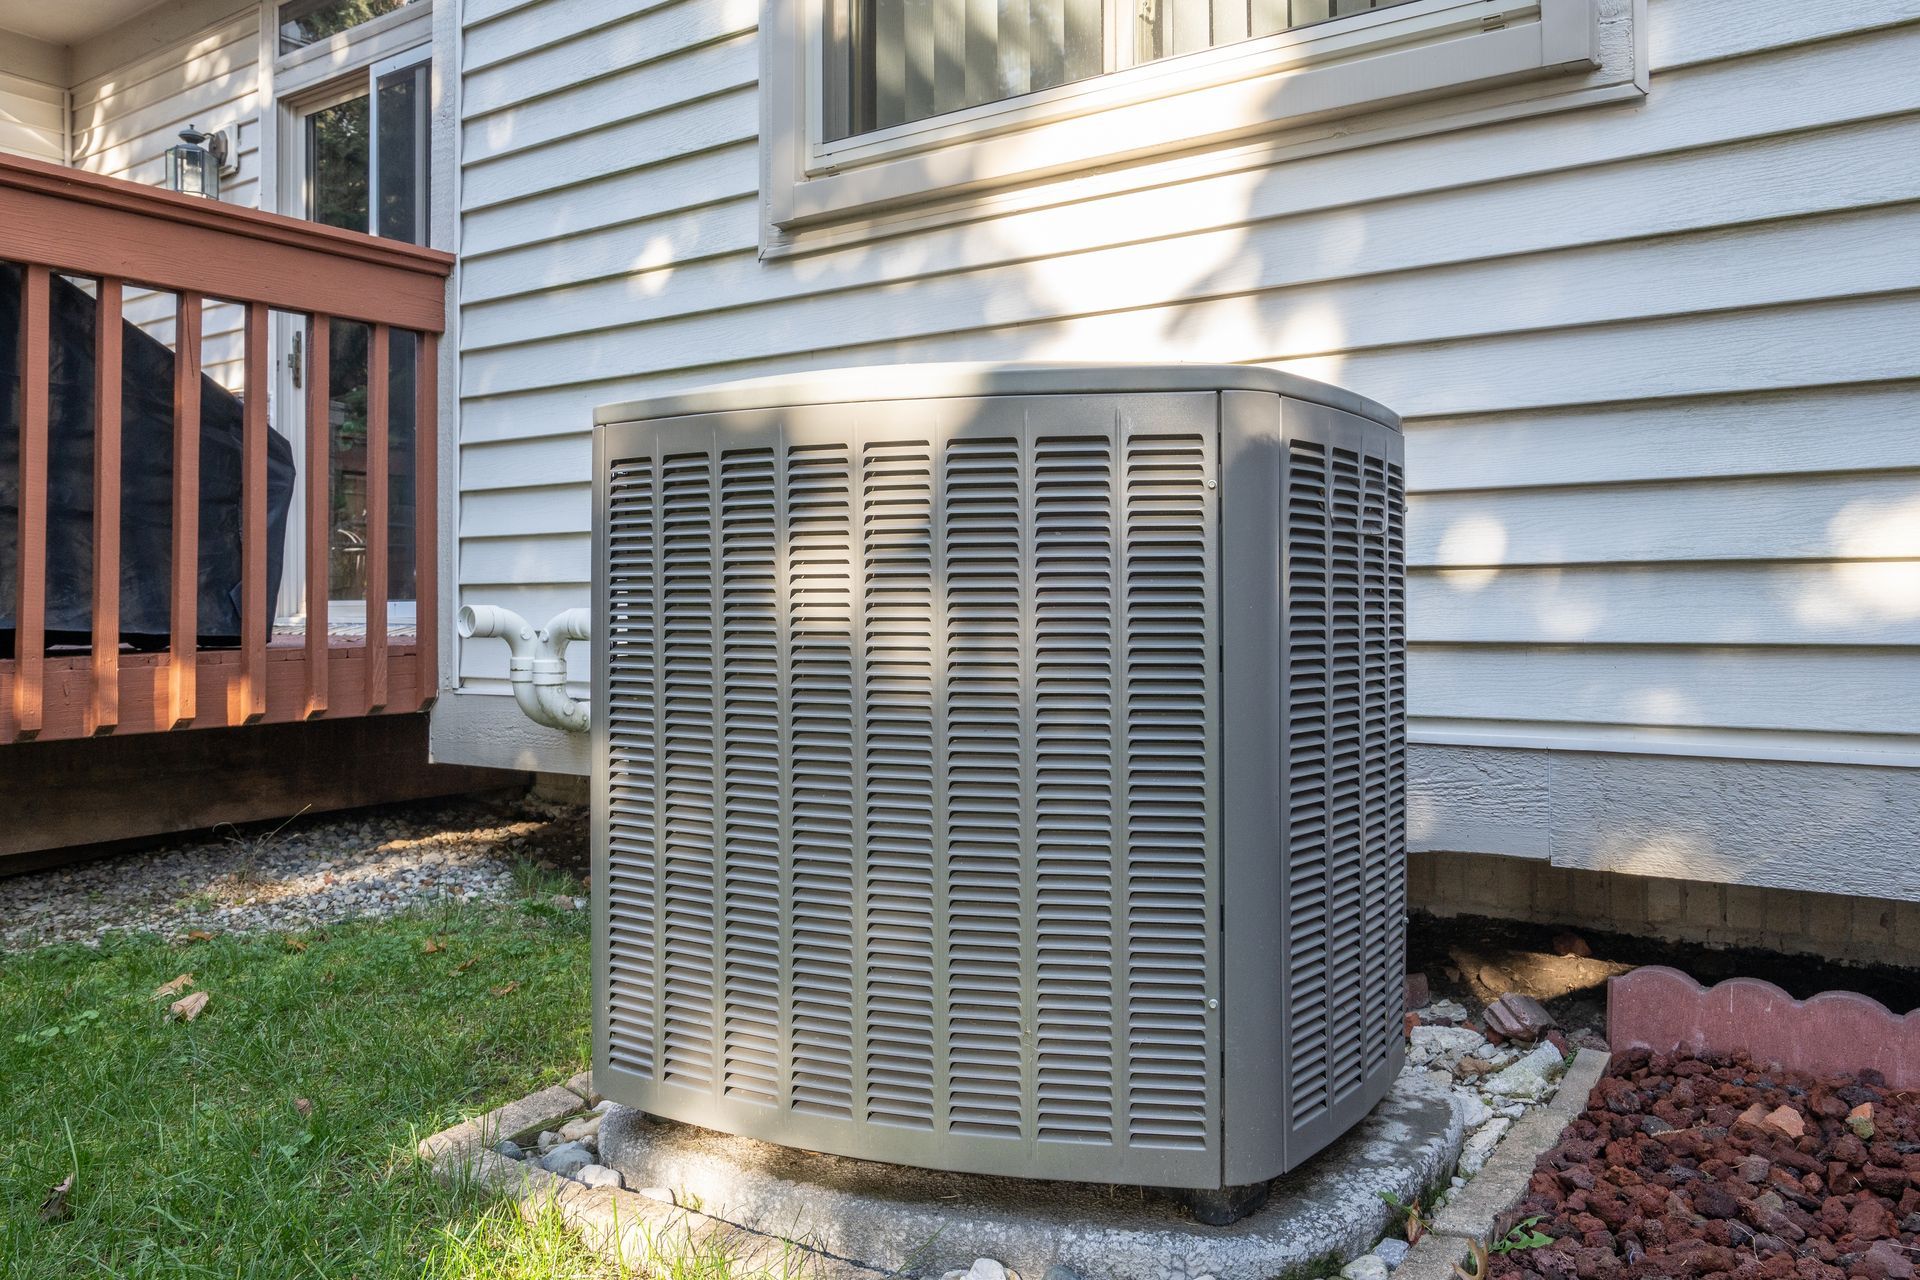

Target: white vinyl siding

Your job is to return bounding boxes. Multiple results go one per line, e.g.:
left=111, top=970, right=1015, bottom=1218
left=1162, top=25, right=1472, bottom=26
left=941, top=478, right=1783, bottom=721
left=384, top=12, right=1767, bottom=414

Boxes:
left=445, top=0, right=1920, bottom=887
left=0, top=70, right=66, bottom=164
left=69, top=7, right=264, bottom=392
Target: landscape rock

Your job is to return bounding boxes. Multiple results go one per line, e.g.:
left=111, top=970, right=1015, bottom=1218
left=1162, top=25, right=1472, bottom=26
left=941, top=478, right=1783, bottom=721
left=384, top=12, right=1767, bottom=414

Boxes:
left=1405, top=973, right=1431, bottom=1012
left=1860, top=1241, right=1914, bottom=1280
left=1341, top=1255, right=1389, bottom=1280
left=1481, top=1043, right=1566, bottom=1101
left=558, top=1113, right=603, bottom=1142
left=574, top=1163, right=623, bottom=1190
left=1374, top=1238, right=1411, bottom=1270
left=539, top=1140, right=595, bottom=1178
left=0, top=795, right=573, bottom=952
left=1484, top=993, right=1556, bottom=1043
left=1042, top=1267, right=1089, bottom=1280
left=1458, top=1117, right=1511, bottom=1176
left=1423, top=999, right=1471, bottom=1025
left=1761, top=1105, right=1805, bottom=1139
left=1486, top=1050, right=1920, bottom=1280
left=1454, top=1090, right=1493, bottom=1129
left=494, top=1139, right=524, bottom=1161
left=966, top=1258, right=1010, bottom=1280
left=1409, top=1025, right=1485, bottom=1066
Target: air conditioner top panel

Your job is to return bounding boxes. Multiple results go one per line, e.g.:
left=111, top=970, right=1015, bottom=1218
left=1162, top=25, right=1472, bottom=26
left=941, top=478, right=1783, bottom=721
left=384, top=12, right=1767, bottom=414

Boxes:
left=592, top=361, right=1400, bottom=430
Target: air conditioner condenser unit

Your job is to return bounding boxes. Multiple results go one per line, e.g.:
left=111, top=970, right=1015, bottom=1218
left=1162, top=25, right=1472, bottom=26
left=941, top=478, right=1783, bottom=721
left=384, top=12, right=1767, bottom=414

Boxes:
left=591, top=364, right=1407, bottom=1208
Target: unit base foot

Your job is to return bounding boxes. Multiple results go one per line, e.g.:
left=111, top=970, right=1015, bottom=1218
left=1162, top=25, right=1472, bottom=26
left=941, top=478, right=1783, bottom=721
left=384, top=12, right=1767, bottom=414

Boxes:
left=1179, top=1182, right=1271, bottom=1226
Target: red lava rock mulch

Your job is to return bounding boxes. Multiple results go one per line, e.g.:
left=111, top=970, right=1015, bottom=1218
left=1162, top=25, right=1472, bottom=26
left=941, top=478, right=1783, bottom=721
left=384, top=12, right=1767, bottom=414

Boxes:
left=1489, top=1048, right=1920, bottom=1280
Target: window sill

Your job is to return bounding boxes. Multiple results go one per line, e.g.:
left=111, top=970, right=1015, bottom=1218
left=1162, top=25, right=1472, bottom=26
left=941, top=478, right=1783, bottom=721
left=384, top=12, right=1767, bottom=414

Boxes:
left=762, top=0, right=1642, bottom=258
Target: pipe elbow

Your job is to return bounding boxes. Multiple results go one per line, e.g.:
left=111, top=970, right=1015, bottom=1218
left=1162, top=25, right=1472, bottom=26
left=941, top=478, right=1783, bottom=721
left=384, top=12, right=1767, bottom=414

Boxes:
left=534, top=682, right=590, bottom=734
left=458, top=604, right=539, bottom=658
left=541, top=608, right=592, bottom=645
left=461, top=601, right=591, bottom=733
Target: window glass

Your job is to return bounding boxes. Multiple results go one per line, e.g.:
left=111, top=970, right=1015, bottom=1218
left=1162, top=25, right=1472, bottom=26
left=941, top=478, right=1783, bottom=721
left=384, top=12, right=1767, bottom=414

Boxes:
left=306, top=94, right=370, bottom=233
left=833, top=0, right=1414, bottom=139
left=375, top=64, right=429, bottom=243
left=278, top=0, right=419, bottom=54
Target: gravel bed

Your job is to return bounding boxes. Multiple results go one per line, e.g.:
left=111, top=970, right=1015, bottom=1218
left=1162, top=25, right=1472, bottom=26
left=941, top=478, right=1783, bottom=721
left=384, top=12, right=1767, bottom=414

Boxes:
left=1491, top=1050, right=1920, bottom=1280
left=0, top=794, right=587, bottom=952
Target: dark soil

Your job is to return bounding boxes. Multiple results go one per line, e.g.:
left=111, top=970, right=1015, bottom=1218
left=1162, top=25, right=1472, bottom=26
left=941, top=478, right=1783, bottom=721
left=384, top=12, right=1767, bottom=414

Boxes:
left=1407, top=913, right=1920, bottom=1048
left=1488, top=1049, right=1920, bottom=1280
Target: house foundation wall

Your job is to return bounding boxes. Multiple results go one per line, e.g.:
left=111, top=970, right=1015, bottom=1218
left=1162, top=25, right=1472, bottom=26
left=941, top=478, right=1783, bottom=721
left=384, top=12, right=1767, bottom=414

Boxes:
left=1411, top=850, right=1920, bottom=972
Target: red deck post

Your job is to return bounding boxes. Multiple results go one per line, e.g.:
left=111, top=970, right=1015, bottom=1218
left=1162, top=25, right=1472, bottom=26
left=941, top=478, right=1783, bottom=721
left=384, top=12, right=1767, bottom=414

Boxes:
left=414, top=331, right=439, bottom=710
left=13, top=265, right=51, bottom=738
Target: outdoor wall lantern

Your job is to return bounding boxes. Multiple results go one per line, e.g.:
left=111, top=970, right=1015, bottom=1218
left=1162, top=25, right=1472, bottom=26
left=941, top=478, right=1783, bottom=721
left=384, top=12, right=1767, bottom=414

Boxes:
left=166, top=126, right=226, bottom=200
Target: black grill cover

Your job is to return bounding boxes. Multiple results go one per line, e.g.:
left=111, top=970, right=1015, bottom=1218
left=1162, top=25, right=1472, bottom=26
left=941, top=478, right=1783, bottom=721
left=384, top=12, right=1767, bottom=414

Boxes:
left=1, top=264, right=294, bottom=656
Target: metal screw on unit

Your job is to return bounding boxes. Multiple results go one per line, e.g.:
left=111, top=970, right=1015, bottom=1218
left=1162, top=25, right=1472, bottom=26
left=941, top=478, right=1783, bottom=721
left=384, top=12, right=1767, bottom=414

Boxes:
left=1207, top=998, right=1219, bottom=1010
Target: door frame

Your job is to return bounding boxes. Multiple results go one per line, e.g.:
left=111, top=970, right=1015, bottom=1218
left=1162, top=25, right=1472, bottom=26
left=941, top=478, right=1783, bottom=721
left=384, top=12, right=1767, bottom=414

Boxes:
left=268, top=19, right=433, bottom=627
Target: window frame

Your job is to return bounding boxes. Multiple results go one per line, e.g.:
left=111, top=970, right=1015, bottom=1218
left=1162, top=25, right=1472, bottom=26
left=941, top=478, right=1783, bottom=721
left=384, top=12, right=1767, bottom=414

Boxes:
left=766, top=0, right=1605, bottom=237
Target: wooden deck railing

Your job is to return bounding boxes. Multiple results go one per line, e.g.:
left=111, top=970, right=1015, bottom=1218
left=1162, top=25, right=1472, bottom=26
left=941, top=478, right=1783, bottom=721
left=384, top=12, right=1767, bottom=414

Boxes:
left=1, top=152, right=453, bottom=745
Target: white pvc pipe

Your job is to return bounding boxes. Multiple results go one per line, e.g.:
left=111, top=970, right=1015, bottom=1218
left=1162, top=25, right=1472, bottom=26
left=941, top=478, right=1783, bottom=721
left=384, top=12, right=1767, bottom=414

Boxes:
left=458, top=603, right=593, bottom=734
left=457, top=604, right=555, bottom=730
left=532, top=609, right=592, bottom=733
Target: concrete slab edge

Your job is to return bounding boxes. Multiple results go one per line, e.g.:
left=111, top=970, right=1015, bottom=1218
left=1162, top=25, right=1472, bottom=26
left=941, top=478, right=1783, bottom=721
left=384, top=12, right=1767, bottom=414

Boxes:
left=419, top=1082, right=885, bottom=1279
left=417, top=1083, right=589, bottom=1164
left=1427, top=1049, right=1609, bottom=1246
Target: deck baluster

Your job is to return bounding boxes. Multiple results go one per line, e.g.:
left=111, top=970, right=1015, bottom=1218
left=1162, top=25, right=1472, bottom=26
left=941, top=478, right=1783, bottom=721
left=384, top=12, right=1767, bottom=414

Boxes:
left=88, top=277, right=123, bottom=735
left=366, top=323, right=390, bottom=712
left=305, top=316, right=332, bottom=717
left=169, top=293, right=201, bottom=728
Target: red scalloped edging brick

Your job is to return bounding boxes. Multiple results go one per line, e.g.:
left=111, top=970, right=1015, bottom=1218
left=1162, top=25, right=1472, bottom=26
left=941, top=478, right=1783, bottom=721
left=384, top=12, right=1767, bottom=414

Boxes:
left=1608, top=965, right=1920, bottom=1089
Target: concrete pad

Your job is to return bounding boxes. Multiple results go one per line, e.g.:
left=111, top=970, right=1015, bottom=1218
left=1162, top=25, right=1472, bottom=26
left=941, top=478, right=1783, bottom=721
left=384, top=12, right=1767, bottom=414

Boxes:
left=599, top=1069, right=1465, bottom=1280
left=417, top=1084, right=589, bottom=1164
left=565, top=1070, right=603, bottom=1105
left=1429, top=1049, right=1608, bottom=1242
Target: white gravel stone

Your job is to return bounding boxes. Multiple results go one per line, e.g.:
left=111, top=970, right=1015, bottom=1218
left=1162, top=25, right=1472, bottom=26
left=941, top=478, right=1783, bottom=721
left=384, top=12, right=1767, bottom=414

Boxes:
left=966, top=1260, right=1010, bottom=1280
left=1408, top=1025, right=1484, bottom=1066
left=558, top=1113, right=603, bottom=1142
left=1342, top=1255, right=1390, bottom=1280
left=1482, top=1043, right=1566, bottom=1102
left=1458, top=1117, right=1511, bottom=1177
left=575, top=1164, right=623, bottom=1189
left=1454, top=1090, right=1493, bottom=1129
left=0, top=796, right=582, bottom=952
left=1374, top=1239, right=1411, bottom=1270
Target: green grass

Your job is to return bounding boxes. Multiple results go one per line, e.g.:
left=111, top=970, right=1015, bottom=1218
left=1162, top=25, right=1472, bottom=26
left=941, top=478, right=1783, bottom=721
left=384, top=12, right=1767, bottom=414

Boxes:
left=0, top=884, right=629, bottom=1279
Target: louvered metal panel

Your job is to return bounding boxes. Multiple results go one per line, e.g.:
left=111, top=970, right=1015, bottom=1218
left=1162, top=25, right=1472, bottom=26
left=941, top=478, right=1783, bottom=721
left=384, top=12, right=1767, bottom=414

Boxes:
left=593, top=367, right=1402, bottom=1191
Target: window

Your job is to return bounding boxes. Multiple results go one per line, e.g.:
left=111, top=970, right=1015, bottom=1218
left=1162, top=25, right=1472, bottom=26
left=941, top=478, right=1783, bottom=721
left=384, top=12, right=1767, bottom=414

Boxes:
left=767, top=0, right=1633, bottom=248
left=830, top=0, right=1414, bottom=139
left=278, top=0, right=422, bottom=54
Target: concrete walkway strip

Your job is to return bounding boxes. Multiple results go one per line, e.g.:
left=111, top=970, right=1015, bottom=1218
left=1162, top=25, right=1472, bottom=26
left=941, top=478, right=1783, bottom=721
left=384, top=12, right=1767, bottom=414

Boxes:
left=460, top=1148, right=885, bottom=1279
left=417, top=1083, right=588, bottom=1164
left=419, top=1077, right=882, bottom=1278
left=1428, top=1048, right=1610, bottom=1243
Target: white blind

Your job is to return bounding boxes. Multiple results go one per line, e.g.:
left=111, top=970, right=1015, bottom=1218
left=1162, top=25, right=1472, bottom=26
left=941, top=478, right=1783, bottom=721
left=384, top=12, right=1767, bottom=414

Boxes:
left=835, top=0, right=1411, bottom=138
